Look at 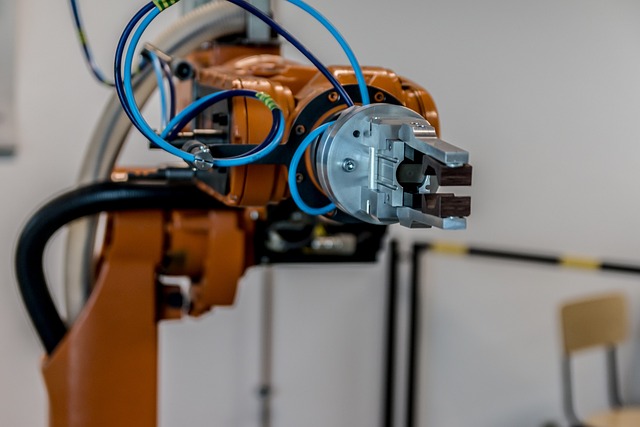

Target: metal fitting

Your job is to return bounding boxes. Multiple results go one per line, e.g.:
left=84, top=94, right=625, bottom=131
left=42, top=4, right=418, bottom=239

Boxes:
left=183, top=140, right=214, bottom=171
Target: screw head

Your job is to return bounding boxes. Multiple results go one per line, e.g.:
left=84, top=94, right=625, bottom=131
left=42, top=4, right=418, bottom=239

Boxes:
left=295, top=124, right=306, bottom=135
left=296, top=173, right=304, bottom=183
left=342, top=158, right=357, bottom=172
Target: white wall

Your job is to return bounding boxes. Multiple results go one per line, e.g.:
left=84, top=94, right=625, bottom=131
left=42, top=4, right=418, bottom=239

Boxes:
left=3, top=0, right=640, bottom=426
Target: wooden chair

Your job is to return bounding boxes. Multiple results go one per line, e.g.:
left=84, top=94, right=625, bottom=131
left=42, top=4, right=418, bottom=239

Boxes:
left=560, top=293, right=640, bottom=427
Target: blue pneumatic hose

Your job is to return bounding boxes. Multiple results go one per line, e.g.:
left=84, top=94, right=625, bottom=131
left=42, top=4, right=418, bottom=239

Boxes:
left=224, top=0, right=354, bottom=107
left=285, top=0, right=369, bottom=105
left=123, top=7, right=196, bottom=162
left=288, top=122, right=336, bottom=216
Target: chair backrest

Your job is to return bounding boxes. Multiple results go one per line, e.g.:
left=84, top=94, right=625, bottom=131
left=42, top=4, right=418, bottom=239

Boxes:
left=560, top=293, right=629, bottom=354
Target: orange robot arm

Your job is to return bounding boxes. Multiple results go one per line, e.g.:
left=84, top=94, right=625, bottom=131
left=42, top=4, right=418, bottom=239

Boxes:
left=16, top=4, right=472, bottom=425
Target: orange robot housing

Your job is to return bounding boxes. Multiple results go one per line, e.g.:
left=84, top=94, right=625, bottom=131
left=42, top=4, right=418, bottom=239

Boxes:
left=178, top=44, right=441, bottom=208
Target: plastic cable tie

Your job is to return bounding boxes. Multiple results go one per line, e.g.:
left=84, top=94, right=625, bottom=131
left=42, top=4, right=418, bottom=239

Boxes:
left=153, top=0, right=181, bottom=12
left=255, top=92, right=279, bottom=111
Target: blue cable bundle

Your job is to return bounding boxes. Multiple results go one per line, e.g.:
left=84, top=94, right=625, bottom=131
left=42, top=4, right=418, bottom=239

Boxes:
left=114, top=0, right=370, bottom=214
left=115, top=4, right=286, bottom=165
left=160, top=90, right=285, bottom=168
left=285, top=0, right=369, bottom=105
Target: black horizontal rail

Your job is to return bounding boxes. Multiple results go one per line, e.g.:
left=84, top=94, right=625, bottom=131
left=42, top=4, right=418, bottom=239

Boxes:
left=415, top=241, right=640, bottom=275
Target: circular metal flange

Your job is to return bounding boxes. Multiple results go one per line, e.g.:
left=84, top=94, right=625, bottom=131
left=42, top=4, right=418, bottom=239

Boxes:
left=314, top=103, right=426, bottom=225
left=287, top=85, right=401, bottom=211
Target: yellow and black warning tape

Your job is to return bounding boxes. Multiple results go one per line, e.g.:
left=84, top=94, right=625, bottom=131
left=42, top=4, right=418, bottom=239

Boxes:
left=418, top=241, right=639, bottom=274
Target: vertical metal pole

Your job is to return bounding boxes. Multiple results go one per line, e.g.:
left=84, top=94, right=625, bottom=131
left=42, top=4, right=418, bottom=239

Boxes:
left=247, top=0, right=272, bottom=43
left=406, top=244, right=423, bottom=427
left=383, top=241, right=399, bottom=427
left=606, top=346, right=623, bottom=408
left=259, top=266, right=275, bottom=427
left=561, top=357, right=583, bottom=427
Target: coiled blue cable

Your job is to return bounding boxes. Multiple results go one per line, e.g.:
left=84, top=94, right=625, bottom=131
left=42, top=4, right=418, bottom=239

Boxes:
left=160, top=90, right=286, bottom=167
left=118, top=7, right=285, bottom=166
left=288, top=122, right=336, bottom=216
left=225, top=0, right=354, bottom=107
left=285, top=0, right=369, bottom=105
left=215, top=113, right=284, bottom=167
left=123, top=7, right=195, bottom=162
left=162, top=89, right=270, bottom=141
left=161, top=89, right=281, bottom=155
left=117, top=0, right=369, bottom=177
left=114, top=2, right=155, bottom=137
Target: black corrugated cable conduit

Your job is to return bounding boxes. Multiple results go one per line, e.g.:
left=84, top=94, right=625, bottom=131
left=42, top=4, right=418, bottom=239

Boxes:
left=15, top=182, right=227, bottom=355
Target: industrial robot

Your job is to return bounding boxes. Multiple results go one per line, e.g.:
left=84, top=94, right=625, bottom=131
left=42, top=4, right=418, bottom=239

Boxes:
left=14, top=1, right=472, bottom=425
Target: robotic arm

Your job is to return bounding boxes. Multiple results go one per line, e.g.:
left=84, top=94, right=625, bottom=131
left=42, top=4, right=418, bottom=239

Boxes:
left=15, top=1, right=472, bottom=425
left=162, top=52, right=472, bottom=227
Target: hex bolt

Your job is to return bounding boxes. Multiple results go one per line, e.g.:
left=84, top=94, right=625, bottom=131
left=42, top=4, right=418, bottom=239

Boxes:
left=342, top=158, right=357, bottom=172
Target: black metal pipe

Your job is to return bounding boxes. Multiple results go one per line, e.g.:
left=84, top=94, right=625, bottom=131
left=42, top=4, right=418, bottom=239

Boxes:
left=606, top=346, right=623, bottom=408
left=406, top=244, right=423, bottom=427
left=383, top=240, right=399, bottom=427
left=15, top=182, right=226, bottom=354
left=259, top=266, right=274, bottom=427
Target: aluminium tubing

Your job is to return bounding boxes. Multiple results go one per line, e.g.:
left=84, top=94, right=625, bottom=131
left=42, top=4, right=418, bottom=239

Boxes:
left=17, top=182, right=228, bottom=355
left=64, top=2, right=246, bottom=322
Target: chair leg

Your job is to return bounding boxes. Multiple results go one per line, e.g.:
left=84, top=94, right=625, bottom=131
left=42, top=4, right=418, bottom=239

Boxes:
left=606, top=346, right=623, bottom=408
left=562, top=357, right=583, bottom=426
